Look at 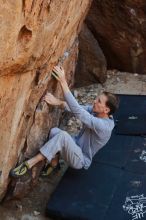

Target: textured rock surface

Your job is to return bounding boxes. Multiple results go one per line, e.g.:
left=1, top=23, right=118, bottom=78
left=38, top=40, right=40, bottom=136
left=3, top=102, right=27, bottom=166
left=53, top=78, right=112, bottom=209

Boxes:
left=86, top=0, right=146, bottom=74
left=0, top=0, right=91, bottom=200
left=75, top=24, right=107, bottom=87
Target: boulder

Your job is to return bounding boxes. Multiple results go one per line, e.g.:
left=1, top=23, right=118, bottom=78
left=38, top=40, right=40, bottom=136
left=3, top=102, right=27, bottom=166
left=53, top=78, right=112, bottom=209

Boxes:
left=86, top=0, right=146, bottom=74
left=0, top=0, right=92, bottom=200
left=75, top=24, right=107, bottom=87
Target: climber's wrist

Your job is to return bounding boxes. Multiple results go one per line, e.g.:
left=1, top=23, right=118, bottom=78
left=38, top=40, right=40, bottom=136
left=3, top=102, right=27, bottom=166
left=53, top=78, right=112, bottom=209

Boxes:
left=60, top=80, right=70, bottom=93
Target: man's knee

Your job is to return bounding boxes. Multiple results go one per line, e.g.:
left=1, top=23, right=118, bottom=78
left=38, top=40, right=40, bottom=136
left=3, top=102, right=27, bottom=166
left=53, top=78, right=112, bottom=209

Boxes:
left=49, top=127, right=61, bottom=138
left=50, top=128, right=70, bottom=141
left=59, top=130, right=69, bottom=138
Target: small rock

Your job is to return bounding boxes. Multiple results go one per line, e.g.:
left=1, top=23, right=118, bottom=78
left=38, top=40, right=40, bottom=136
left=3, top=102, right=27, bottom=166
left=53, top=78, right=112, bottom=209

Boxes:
left=134, top=73, right=138, bottom=76
left=16, top=203, right=23, bottom=211
left=116, top=77, right=120, bottom=82
left=67, top=120, right=73, bottom=126
left=129, top=8, right=136, bottom=16
left=33, top=211, right=40, bottom=216
left=81, top=100, right=86, bottom=104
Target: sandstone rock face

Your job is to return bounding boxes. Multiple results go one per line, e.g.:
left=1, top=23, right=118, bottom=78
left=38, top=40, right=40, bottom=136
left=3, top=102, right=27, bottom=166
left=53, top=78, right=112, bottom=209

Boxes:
left=0, top=0, right=91, bottom=200
left=75, top=24, right=107, bottom=87
left=86, top=0, right=146, bottom=74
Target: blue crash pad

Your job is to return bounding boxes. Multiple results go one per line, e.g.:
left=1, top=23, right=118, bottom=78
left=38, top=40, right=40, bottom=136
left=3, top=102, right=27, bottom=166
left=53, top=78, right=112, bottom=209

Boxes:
left=114, top=95, right=146, bottom=119
left=94, top=134, right=146, bottom=170
left=104, top=172, right=146, bottom=220
left=46, top=163, right=123, bottom=220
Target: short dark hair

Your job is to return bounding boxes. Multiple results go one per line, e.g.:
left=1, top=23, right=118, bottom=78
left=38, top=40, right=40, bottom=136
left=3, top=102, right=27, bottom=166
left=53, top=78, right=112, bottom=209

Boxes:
left=103, top=91, right=119, bottom=115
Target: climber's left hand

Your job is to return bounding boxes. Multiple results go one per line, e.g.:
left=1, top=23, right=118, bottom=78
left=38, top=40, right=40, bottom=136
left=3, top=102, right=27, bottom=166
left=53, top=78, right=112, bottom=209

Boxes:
left=52, top=66, right=66, bottom=84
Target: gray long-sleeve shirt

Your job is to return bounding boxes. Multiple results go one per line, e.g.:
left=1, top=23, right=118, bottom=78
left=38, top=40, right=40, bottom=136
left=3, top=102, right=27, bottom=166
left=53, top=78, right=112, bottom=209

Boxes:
left=64, top=91, right=115, bottom=169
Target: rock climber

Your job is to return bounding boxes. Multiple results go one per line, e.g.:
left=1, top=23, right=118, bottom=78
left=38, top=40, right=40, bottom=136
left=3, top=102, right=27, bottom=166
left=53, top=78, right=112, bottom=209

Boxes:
left=10, top=65, right=119, bottom=177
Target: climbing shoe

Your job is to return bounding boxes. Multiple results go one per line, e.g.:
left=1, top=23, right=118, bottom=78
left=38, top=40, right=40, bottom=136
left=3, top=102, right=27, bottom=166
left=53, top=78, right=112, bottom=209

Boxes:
left=10, top=161, right=30, bottom=178
left=41, top=163, right=61, bottom=177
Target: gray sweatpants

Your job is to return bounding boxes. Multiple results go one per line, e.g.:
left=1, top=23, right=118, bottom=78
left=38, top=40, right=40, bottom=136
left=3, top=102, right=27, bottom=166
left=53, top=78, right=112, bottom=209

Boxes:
left=40, top=127, right=84, bottom=169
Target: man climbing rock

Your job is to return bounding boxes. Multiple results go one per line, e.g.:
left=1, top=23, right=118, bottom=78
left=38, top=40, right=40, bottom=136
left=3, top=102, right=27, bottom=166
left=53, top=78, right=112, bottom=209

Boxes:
left=10, top=66, right=119, bottom=177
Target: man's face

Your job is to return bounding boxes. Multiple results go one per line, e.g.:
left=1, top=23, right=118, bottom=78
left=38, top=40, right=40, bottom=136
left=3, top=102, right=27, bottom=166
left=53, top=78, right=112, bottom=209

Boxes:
left=93, top=94, right=110, bottom=115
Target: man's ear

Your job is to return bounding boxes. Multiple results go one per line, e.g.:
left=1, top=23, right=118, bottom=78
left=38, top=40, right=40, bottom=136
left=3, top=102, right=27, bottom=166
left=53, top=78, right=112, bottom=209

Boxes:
left=105, top=107, right=110, bottom=114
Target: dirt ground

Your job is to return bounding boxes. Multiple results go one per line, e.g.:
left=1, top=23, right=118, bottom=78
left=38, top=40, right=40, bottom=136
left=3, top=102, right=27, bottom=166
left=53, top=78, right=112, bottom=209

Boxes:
left=1, top=70, right=146, bottom=220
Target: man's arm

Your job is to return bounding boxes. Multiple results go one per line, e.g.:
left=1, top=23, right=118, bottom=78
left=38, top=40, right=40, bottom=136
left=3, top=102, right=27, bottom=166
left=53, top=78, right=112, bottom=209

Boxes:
left=43, top=93, right=65, bottom=108
left=44, top=93, right=92, bottom=113
left=51, top=66, right=105, bottom=131
left=65, top=103, right=92, bottom=113
left=63, top=90, right=105, bottom=130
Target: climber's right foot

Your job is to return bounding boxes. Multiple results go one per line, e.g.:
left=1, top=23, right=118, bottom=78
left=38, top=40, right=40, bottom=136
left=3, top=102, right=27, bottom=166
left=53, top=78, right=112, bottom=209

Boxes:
left=41, top=163, right=60, bottom=177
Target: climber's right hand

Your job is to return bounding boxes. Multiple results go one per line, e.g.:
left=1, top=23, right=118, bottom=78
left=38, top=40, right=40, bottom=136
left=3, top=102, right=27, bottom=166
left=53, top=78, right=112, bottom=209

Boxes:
left=43, top=93, right=63, bottom=106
